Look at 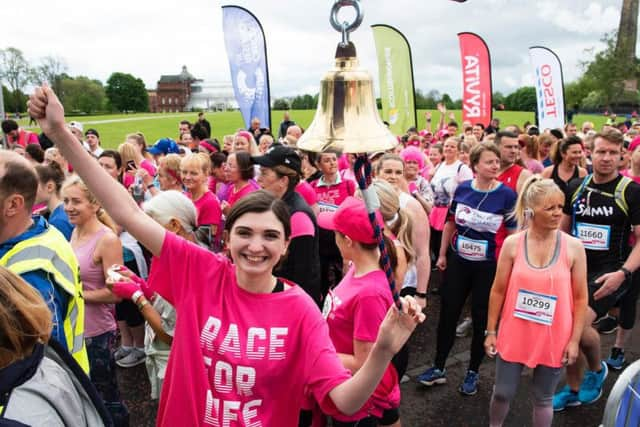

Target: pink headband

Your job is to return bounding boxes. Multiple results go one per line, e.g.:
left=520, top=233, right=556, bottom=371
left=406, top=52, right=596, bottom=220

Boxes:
left=400, top=146, right=425, bottom=170
left=236, top=131, right=253, bottom=144
left=199, top=140, right=217, bottom=153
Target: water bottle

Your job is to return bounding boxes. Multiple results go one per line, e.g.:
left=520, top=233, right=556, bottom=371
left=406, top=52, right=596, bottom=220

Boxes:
left=132, top=175, right=144, bottom=203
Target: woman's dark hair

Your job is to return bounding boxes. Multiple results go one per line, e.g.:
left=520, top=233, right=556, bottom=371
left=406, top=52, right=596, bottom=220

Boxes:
left=225, top=190, right=291, bottom=240
left=35, top=162, right=66, bottom=194
left=98, top=150, right=123, bottom=182
left=233, top=151, right=255, bottom=181
left=25, top=143, right=44, bottom=163
left=553, top=135, right=583, bottom=165
left=98, top=150, right=122, bottom=170
left=210, top=152, right=227, bottom=169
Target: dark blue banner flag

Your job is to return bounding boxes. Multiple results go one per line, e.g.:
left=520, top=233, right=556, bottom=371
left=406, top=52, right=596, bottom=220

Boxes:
left=222, top=5, right=271, bottom=129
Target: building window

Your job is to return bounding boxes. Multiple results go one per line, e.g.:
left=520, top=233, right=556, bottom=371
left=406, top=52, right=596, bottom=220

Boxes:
left=169, top=98, right=172, bottom=105
left=161, top=97, right=165, bottom=105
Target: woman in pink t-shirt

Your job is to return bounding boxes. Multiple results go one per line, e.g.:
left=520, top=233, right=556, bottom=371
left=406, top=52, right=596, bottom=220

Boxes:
left=220, top=151, right=259, bottom=216
left=319, top=197, right=402, bottom=426
left=485, top=177, right=587, bottom=426
left=181, top=153, right=222, bottom=252
left=31, top=87, right=425, bottom=427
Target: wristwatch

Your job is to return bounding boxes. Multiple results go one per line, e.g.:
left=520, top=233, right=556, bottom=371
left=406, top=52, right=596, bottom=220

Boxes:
left=415, top=291, right=428, bottom=299
left=484, top=330, right=497, bottom=336
left=619, top=267, right=633, bottom=281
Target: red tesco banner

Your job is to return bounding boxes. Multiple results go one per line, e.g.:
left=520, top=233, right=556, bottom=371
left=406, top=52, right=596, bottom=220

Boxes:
left=457, top=32, right=492, bottom=127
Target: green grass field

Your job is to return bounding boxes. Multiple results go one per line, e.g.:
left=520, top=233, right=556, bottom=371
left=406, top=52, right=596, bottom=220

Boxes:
left=17, top=109, right=610, bottom=150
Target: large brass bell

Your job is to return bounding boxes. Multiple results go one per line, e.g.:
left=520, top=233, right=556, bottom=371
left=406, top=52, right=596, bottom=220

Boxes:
left=297, top=2, right=397, bottom=154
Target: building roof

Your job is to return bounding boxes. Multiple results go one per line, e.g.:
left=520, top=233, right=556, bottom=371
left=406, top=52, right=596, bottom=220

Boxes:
left=158, top=65, right=199, bottom=83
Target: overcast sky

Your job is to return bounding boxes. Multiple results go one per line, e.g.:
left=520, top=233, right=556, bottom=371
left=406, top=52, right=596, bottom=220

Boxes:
left=4, top=0, right=636, bottom=99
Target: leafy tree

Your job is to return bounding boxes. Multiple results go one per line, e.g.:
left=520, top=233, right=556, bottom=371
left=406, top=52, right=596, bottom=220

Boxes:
left=2, top=85, right=28, bottom=113
left=0, top=47, right=34, bottom=113
left=492, top=91, right=505, bottom=109
left=441, top=93, right=454, bottom=109
left=290, top=93, right=317, bottom=109
left=581, top=90, right=607, bottom=110
left=504, top=86, right=537, bottom=111
left=272, top=98, right=290, bottom=110
left=60, top=76, right=106, bottom=114
left=106, top=72, right=149, bottom=112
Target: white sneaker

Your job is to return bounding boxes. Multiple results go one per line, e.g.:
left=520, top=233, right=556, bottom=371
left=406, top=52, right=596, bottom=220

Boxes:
left=456, top=317, right=473, bottom=337
left=113, top=347, right=133, bottom=361
left=116, top=348, right=146, bottom=368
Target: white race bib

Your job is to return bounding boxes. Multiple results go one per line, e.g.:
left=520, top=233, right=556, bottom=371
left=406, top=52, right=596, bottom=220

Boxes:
left=318, top=201, right=339, bottom=213
left=456, top=235, right=488, bottom=261
left=576, top=222, right=610, bottom=251
left=514, top=289, right=557, bottom=326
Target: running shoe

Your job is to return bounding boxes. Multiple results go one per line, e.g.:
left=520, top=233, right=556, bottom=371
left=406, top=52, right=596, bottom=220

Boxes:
left=596, top=315, right=619, bottom=334
left=456, top=317, right=473, bottom=337
left=592, top=314, right=607, bottom=326
left=578, top=361, right=609, bottom=404
left=116, top=348, right=146, bottom=368
left=606, top=347, right=626, bottom=371
left=113, top=346, right=132, bottom=361
left=458, top=370, right=479, bottom=396
left=553, top=385, right=581, bottom=411
left=417, top=367, right=447, bottom=386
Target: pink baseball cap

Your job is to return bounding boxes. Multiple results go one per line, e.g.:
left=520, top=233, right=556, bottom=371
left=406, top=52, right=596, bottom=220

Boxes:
left=629, top=136, right=640, bottom=153
left=317, top=196, right=384, bottom=244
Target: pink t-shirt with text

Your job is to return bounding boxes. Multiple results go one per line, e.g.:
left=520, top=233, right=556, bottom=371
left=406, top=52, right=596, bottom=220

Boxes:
left=151, top=232, right=351, bottom=426
left=324, top=266, right=400, bottom=419
left=311, top=177, right=355, bottom=212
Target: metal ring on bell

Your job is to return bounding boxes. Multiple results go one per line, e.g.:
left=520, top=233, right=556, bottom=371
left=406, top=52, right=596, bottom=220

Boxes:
left=329, top=0, right=363, bottom=36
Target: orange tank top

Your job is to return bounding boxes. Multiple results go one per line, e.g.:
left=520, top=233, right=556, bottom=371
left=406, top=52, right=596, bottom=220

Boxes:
left=496, top=231, right=574, bottom=368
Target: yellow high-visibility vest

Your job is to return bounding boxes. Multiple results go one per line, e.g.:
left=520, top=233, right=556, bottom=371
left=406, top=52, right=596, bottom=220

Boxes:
left=0, top=225, right=89, bottom=373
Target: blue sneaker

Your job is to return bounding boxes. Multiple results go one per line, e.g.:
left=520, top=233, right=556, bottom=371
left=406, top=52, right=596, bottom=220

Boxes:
left=578, top=361, right=609, bottom=404
left=553, top=385, right=581, bottom=411
left=606, top=347, right=626, bottom=371
left=458, top=370, right=479, bottom=396
left=417, top=367, right=447, bottom=386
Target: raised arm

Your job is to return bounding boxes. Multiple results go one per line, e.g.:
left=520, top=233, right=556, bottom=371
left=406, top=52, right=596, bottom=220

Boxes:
left=28, top=86, right=166, bottom=255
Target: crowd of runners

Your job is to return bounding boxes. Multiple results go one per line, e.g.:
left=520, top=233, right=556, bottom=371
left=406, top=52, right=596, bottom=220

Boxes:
left=0, top=87, right=639, bottom=426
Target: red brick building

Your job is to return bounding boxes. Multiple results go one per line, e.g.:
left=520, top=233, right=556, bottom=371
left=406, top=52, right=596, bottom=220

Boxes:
left=148, top=66, right=200, bottom=113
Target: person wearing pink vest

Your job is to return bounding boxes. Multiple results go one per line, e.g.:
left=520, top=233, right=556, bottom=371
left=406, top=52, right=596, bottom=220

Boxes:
left=485, top=176, right=587, bottom=427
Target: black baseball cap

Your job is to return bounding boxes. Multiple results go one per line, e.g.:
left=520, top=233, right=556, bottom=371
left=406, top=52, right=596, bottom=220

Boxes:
left=85, top=128, right=100, bottom=138
left=251, top=144, right=301, bottom=174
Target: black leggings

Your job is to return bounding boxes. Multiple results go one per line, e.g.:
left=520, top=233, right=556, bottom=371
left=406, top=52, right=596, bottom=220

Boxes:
left=435, top=252, right=496, bottom=372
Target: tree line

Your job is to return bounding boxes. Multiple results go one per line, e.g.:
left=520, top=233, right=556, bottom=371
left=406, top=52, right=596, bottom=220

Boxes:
left=0, top=48, right=148, bottom=115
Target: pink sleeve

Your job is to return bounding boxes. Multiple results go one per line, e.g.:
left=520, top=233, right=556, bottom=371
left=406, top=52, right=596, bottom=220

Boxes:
left=141, top=160, right=157, bottom=176
left=123, top=174, right=134, bottom=189
left=304, top=318, right=352, bottom=416
left=296, top=182, right=317, bottom=206
left=290, top=211, right=315, bottom=238
left=353, top=295, right=389, bottom=343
